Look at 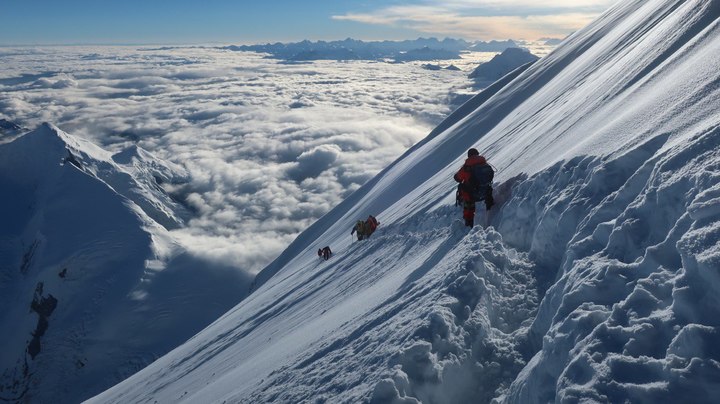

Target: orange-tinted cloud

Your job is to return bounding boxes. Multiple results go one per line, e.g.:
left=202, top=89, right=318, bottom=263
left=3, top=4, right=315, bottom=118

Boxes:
left=333, top=2, right=615, bottom=40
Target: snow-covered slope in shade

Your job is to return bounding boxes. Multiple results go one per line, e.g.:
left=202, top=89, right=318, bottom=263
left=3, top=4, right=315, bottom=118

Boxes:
left=468, top=48, right=539, bottom=83
left=90, top=0, right=720, bottom=402
left=0, top=118, right=26, bottom=141
left=0, top=124, right=251, bottom=403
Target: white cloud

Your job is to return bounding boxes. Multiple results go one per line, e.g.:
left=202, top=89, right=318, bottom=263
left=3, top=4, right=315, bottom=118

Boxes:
left=289, top=144, right=342, bottom=181
left=434, top=0, right=615, bottom=8
left=333, top=1, right=617, bottom=40
left=0, top=46, right=474, bottom=273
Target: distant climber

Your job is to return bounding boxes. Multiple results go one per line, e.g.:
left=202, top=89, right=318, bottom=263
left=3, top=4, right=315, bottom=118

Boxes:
left=351, top=215, right=380, bottom=241
left=318, top=246, right=332, bottom=261
left=454, top=148, right=494, bottom=227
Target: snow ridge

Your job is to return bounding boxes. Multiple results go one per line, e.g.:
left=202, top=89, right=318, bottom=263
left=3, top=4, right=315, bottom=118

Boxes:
left=501, top=127, right=720, bottom=402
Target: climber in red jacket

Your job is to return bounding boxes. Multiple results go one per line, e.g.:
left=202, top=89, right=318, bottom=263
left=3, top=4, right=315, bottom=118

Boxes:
left=454, top=148, right=494, bottom=227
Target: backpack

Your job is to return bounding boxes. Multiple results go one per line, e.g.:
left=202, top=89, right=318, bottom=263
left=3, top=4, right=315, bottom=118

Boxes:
left=355, top=220, right=366, bottom=240
left=468, top=164, right=494, bottom=201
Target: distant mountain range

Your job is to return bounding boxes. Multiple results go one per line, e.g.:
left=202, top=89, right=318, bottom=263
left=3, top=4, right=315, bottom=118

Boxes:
left=225, top=38, right=520, bottom=62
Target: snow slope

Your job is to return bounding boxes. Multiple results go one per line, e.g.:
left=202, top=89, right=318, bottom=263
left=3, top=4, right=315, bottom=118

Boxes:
left=469, top=48, right=539, bottom=83
left=91, top=0, right=720, bottom=402
left=0, top=124, right=251, bottom=403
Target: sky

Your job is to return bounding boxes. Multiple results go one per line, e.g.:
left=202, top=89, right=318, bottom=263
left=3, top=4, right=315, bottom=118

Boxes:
left=0, top=0, right=617, bottom=45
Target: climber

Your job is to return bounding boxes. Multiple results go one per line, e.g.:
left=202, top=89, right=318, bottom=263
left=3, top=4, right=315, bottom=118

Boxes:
left=454, top=148, right=494, bottom=227
left=317, top=246, right=332, bottom=261
left=351, top=215, right=380, bottom=241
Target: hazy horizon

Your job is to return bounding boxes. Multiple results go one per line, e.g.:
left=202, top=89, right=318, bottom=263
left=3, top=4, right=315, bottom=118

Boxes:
left=0, top=37, right=535, bottom=48
left=1, top=1, right=616, bottom=45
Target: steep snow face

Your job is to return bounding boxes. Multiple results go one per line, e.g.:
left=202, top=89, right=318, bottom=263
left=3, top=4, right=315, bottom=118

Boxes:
left=0, top=124, right=251, bottom=403
left=90, top=0, right=720, bottom=403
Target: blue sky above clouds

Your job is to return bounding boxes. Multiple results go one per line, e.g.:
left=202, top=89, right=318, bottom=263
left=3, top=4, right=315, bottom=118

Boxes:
left=1, top=0, right=616, bottom=45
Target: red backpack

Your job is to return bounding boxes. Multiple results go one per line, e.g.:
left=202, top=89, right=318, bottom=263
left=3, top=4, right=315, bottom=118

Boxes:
left=366, top=215, right=379, bottom=233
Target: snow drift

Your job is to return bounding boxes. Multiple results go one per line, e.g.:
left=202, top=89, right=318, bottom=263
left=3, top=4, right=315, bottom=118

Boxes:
left=0, top=124, right=252, bottom=403
left=83, top=0, right=718, bottom=402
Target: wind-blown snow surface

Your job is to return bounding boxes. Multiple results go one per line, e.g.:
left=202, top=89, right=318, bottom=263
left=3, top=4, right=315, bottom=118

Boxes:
left=0, top=124, right=251, bottom=403
left=92, top=1, right=720, bottom=402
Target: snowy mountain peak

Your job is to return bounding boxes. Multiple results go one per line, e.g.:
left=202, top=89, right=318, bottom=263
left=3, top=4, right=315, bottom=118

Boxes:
left=6, top=123, right=110, bottom=177
left=112, top=144, right=190, bottom=185
left=0, top=124, right=250, bottom=403
left=13, top=122, right=66, bottom=153
left=7, top=123, right=189, bottom=229
left=37, top=122, right=106, bottom=156
left=111, top=143, right=153, bottom=163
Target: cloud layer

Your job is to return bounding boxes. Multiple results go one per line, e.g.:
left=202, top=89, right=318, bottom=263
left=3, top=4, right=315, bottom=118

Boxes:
left=0, top=46, right=479, bottom=273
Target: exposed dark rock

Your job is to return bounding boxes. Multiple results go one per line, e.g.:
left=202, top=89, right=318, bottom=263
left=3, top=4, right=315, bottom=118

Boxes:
left=28, top=282, right=58, bottom=360
left=63, top=149, right=83, bottom=169
left=20, top=240, right=39, bottom=275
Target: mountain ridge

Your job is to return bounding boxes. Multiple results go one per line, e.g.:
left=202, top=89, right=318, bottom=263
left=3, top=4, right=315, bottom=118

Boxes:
left=0, top=124, right=251, bottom=404
left=226, top=37, right=520, bottom=62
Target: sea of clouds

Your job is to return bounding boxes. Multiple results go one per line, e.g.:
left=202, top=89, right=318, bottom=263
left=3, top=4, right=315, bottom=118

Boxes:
left=0, top=45, right=492, bottom=275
